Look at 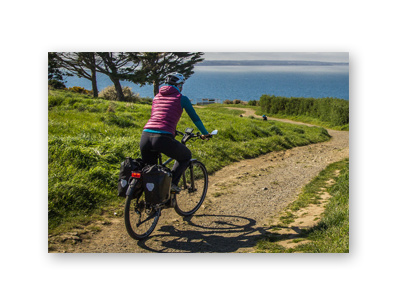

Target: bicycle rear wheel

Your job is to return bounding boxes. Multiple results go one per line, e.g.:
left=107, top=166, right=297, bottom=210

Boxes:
left=124, top=192, right=160, bottom=240
left=174, top=160, right=208, bottom=216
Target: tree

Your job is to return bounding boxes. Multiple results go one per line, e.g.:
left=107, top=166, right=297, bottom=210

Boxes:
left=48, top=52, right=67, bottom=82
left=95, top=52, right=141, bottom=101
left=55, top=52, right=101, bottom=98
left=135, top=52, right=204, bottom=96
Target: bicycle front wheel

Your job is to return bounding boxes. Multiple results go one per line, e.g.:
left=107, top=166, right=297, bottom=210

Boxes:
left=124, top=192, right=160, bottom=240
left=174, top=160, right=208, bottom=216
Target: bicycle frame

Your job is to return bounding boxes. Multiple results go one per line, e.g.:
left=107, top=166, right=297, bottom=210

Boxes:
left=157, top=152, right=197, bottom=193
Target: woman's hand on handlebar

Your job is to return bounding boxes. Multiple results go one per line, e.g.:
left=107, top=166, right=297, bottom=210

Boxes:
left=200, top=133, right=211, bottom=141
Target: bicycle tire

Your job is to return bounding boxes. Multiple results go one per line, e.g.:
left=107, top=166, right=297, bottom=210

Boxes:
left=174, top=160, right=208, bottom=216
left=124, top=192, right=160, bottom=240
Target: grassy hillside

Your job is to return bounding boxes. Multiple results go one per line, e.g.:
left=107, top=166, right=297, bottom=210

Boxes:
left=48, top=90, right=332, bottom=233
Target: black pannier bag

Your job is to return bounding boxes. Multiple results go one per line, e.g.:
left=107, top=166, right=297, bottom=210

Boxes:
left=127, top=177, right=144, bottom=199
left=118, top=157, right=144, bottom=197
left=142, top=164, right=172, bottom=204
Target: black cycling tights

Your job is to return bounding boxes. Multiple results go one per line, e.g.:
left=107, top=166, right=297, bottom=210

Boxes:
left=140, top=131, right=191, bottom=185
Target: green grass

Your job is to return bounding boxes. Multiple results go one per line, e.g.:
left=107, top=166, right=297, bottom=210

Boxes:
left=255, top=158, right=349, bottom=253
left=255, top=111, right=349, bottom=131
left=48, top=90, right=332, bottom=234
left=279, top=211, right=295, bottom=225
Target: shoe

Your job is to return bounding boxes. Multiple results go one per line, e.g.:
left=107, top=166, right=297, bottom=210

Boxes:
left=171, top=183, right=181, bottom=194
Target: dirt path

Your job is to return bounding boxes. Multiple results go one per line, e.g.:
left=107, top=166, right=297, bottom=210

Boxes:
left=49, top=108, right=349, bottom=253
left=231, top=107, right=317, bottom=127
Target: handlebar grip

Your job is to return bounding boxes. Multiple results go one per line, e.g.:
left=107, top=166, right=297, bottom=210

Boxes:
left=199, top=133, right=212, bottom=140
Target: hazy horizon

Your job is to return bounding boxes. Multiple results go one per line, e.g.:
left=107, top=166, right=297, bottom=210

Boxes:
left=203, top=52, right=349, bottom=63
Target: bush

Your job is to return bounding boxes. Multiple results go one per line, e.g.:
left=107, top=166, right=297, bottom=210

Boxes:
left=259, top=94, right=349, bottom=127
left=248, top=100, right=258, bottom=106
left=233, top=99, right=242, bottom=104
left=99, top=85, right=140, bottom=102
left=223, top=99, right=233, bottom=104
left=140, top=97, right=153, bottom=104
left=65, top=86, right=93, bottom=95
left=48, top=79, right=66, bottom=89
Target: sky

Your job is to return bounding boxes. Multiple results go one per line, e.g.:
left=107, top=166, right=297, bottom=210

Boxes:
left=203, top=52, right=349, bottom=63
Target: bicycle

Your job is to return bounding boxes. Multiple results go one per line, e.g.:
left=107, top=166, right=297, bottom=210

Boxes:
left=124, top=128, right=218, bottom=240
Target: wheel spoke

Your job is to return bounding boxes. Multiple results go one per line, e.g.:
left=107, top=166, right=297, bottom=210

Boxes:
left=136, top=210, right=158, bottom=227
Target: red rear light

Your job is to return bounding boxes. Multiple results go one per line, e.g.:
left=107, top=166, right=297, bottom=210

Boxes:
left=131, top=172, right=141, bottom=178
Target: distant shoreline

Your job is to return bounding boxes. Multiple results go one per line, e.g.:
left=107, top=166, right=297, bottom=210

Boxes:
left=198, top=60, right=348, bottom=67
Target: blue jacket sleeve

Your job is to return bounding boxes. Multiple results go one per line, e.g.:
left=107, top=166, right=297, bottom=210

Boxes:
left=181, top=96, right=209, bottom=135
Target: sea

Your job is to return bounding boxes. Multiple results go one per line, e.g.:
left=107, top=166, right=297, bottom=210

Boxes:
left=64, top=65, right=349, bottom=101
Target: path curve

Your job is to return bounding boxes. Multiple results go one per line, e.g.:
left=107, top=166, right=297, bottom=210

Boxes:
left=231, top=107, right=316, bottom=127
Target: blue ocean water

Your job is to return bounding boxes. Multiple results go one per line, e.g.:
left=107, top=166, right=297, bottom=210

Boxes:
left=64, top=65, right=349, bottom=101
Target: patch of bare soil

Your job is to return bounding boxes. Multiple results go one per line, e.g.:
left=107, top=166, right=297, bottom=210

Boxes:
left=48, top=108, right=349, bottom=253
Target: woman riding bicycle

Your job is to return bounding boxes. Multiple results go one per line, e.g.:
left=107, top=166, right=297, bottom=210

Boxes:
left=140, top=72, right=210, bottom=193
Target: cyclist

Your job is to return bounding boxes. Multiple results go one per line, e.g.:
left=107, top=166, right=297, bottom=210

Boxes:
left=140, top=72, right=210, bottom=193
left=262, top=114, right=268, bottom=121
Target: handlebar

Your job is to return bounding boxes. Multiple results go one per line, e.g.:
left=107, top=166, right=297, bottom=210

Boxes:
left=176, top=129, right=218, bottom=144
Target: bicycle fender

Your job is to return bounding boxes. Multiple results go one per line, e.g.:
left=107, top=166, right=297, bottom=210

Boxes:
left=126, top=178, right=138, bottom=197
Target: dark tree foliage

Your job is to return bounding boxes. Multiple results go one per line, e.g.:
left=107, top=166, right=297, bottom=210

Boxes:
left=56, top=52, right=101, bottom=98
left=259, top=95, right=349, bottom=127
left=48, top=79, right=66, bottom=89
left=48, top=52, right=68, bottom=83
left=134, top=52, right=204, bottom=96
